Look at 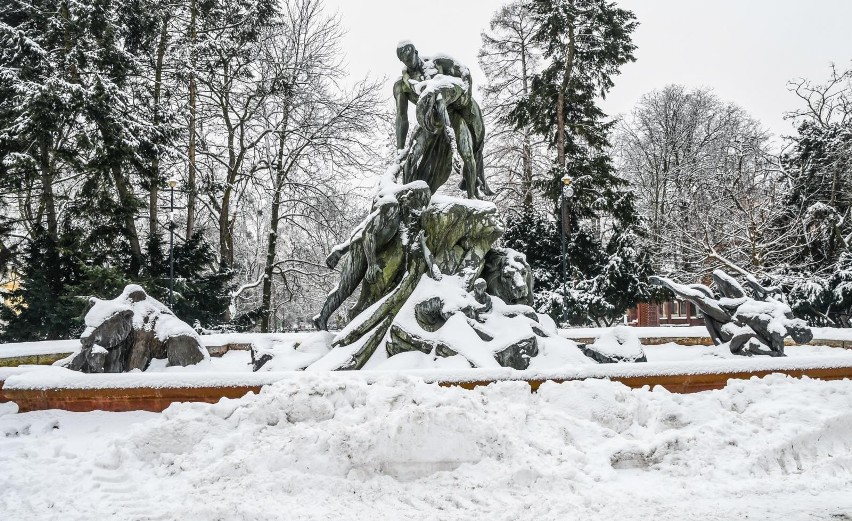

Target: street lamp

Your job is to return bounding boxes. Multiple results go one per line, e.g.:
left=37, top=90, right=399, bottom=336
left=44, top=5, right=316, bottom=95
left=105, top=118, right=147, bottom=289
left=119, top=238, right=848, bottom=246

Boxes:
left=560, top=174, right=574, bottom=326
left=167, top=177, right=179, bottom=310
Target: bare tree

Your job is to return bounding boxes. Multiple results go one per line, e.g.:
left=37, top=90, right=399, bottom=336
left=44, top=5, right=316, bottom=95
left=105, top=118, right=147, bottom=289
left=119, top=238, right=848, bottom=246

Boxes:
left=478, top=1, right=546, bottom=212
left=224, top=0, right=384, bottom=332
left=787, top=62, right=852, bottom=129
left=195, top=16, right=278, bottom=269
left=615, top=85, right=788, bottom=279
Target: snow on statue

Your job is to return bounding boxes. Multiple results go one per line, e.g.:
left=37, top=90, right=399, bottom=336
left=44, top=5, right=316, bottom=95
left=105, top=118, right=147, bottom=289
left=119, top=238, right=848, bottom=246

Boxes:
left=393, top=41, right=492, bottom=199
left=60, top=284, right=208, bottom=373
left=258, top=42, right=644, bottom=372
left=650, top=269, right=812, bottom=356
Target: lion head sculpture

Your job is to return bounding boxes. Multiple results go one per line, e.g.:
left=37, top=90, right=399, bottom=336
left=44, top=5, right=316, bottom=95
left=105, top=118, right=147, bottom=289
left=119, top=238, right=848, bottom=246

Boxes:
left=481, top=248, right=534, bottom=306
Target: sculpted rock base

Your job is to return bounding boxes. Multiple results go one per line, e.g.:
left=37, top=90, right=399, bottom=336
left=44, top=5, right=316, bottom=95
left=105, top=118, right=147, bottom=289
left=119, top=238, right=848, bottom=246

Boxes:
left=385, top=275, right=540, bottom=370
left=305, top=190, right=595, bottom=371
left=60, top=285, right=208, bottom=373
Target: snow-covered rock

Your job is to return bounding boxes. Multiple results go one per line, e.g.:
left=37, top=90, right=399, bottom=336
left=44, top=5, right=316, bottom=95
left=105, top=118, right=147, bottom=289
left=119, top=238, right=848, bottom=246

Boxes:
left=59, top=284, right=208, bottom=373
left=580, top=325, right=647, bottom=363
left=252, top=331, right=333, bottom=371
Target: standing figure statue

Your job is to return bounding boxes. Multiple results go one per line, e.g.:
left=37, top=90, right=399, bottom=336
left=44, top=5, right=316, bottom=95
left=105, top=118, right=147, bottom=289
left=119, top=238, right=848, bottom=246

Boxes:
left=393, top=41, right=493, bottom=199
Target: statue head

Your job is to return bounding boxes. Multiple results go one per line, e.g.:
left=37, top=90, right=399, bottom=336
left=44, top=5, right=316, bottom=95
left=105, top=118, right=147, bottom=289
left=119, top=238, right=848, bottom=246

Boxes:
left=482, top=248, right=534, bottom=307
left=396, top=40, right=419, bottom=70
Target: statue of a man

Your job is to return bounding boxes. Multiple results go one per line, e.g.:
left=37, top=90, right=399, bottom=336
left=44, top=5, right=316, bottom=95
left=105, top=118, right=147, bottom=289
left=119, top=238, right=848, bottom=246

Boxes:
left=393, top=41, right=492, bottom=199
left=313, top=182, right=431, bottom=331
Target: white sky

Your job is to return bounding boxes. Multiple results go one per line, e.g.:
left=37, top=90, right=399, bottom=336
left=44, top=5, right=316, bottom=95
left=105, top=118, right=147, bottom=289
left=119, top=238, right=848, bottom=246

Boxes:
left=325, top=0, right=852, bottom=138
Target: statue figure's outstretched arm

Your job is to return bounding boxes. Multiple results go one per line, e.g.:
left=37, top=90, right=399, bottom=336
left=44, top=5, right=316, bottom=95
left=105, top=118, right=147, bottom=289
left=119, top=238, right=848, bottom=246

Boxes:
left=649, top=275, right=731, bottom=324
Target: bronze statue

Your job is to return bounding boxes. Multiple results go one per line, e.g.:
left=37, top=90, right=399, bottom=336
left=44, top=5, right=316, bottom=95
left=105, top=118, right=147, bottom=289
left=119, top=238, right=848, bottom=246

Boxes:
left=393, top=41, right=492, bottom=199
left=650, top=270, right=812, bottom=356
left=312, top=182, right=431, bottom=331
left=296, top=41, right=598, bottom=372
left=481, top=248, right=535, bottom=306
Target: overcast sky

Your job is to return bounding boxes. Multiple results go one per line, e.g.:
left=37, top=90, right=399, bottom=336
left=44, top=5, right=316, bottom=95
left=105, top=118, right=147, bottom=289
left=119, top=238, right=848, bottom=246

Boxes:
left=325, top=0, right=851, bottom=138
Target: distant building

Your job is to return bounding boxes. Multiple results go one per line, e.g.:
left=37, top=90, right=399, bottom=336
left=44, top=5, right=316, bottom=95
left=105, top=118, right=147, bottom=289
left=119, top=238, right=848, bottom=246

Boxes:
left=627, top=300, right=704, bottom=327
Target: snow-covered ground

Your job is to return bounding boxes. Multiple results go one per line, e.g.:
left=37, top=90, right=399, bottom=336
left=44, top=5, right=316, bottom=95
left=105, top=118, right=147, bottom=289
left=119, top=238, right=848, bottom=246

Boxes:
left=2, top=373, right=852, bottom=520
left=3, top=341, right=852, bottom=393
left=141, top=341, right=852, bottom=372
left=4, top=325, right=852, bottom=360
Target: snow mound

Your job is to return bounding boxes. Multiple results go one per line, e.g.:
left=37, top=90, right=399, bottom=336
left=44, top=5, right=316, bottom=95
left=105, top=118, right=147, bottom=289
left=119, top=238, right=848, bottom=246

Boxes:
left=3, top=375, right=852, bottom=519
left=252, top=331, right=333, bottom=371
left=582, top=325, right=647, bottom=363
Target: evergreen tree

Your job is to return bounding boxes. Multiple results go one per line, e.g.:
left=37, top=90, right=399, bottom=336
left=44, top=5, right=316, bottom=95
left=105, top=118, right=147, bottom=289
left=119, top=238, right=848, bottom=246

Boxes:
left=503, top=205, right=650, bottom=326
left=0, top=0, right=185, bottom=339
left=779, top=121, right=852, bottom=270
left=502, top=207, right=562, bottom=293
left=502, top=0, right=647, bottom=325
left=1, top=231, right=75, bottom=341
left=773, top=120, right=852, bottom=327
left=144, top=232, right=234, bottom=329
left=0, top=226, right=130, bottom=341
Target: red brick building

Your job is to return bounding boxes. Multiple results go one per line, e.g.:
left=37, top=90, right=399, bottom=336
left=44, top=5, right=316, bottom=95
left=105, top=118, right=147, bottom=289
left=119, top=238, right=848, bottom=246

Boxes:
left=628, top=300, right=704, bottom=327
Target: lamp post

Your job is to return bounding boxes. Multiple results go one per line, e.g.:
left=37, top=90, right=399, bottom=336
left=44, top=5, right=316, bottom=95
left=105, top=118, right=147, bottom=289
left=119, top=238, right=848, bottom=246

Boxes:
left=560, top=174, right=574, bottom=326
left=167, top=177, right=179, bottom=310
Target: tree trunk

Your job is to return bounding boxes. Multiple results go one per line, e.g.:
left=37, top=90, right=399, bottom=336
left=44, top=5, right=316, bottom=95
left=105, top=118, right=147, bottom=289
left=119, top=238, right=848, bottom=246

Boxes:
left=520, top=42, right=533, bottom=209
left=38, top=134, right=58, bottom=242
left=149, top=16, right=170, bottom=239
left=259, top=93, right=292, bottom=331
left=185, top=0, right=198, bottom=239
left=110, top=162, right=144, bottom=272
left=218, top=73, right=237, bottom=268
left=556, top=88, right=566, bottom=169
left=260, top=130, right=288, bottom=332
left=260, top=178, right=281, bottom=333
left=557, top=21, right=576, bottom=169
left=219, top=186, right=233, bottom=267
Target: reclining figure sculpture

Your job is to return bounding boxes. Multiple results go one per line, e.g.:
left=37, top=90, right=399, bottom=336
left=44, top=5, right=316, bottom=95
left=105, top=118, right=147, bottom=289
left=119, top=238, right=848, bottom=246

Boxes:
left=650, top=270, right=812, bottom=356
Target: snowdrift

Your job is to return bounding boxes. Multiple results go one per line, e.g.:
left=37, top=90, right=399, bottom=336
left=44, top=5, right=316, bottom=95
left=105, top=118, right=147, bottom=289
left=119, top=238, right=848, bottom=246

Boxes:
left=2, top=374, right=852, bottom=519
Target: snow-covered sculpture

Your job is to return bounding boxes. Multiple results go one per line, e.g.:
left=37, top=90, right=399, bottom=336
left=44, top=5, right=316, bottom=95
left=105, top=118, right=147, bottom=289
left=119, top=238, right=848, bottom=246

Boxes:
left=309, top=179, right=530, bottom=370
left=282, top=43, right=617, bottom=372
left=393, top=41, right=492, bottom=199
left=60, top=284, right=208, bottom=372
left=650, top=270, right=813, bottom=356
left=313, top=182, right=432, bottom=331
left=481, top=247, right=534, bottom=306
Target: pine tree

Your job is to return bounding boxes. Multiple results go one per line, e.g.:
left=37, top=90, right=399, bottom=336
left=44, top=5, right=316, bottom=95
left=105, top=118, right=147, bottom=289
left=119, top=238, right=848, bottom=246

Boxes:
left=144, top=232, right=234, bottom=329
left=0, top=226, right=131, bottom=341
left=501, top=0, right=647, bottom=325
left=0, top=0, right=176, bottom=339
left=762, top=65, right=852, bottom=327
left=776, top=121, right=852, bottom=327
left=780, top=121, right=852, bottom=269
left=503, top=205, right=650, bottom=326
